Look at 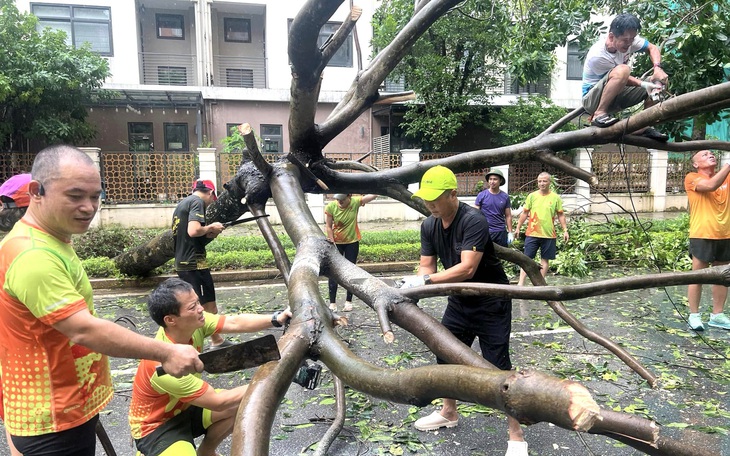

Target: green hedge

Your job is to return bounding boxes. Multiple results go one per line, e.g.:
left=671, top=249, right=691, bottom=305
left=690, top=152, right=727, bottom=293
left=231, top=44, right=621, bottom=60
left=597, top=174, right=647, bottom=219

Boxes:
left=75, top=218, right=693, bottom=279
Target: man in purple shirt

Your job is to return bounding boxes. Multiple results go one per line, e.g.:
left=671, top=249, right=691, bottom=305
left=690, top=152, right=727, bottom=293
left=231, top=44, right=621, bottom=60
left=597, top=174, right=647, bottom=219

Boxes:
left=474, top=169, right=513, bottom=247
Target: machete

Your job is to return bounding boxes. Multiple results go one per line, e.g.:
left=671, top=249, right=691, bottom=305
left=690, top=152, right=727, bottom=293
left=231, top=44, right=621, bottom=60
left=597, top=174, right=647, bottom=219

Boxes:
left=223, top=214, right=270, bottom=227
left=156, top=334, right=281, bottom=376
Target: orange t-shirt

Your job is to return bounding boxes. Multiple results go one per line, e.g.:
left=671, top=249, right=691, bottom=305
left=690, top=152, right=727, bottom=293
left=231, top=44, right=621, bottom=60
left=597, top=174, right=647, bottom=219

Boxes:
left=685, top=172, right=730, bottom=239
left=0, top=220, right=112, bottom=436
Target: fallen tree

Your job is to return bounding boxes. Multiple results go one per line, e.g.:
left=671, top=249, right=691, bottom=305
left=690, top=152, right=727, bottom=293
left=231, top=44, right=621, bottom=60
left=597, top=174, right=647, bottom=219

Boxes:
left=114, top=1, right=730, bottom=454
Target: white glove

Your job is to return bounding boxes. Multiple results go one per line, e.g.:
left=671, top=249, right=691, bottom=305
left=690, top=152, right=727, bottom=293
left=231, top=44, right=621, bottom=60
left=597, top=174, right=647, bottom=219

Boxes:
left=400, top=275, right=426, bottom=289
left=507, top=232, right=514, bottom=244
left=640, top=80, right=662, bottom=92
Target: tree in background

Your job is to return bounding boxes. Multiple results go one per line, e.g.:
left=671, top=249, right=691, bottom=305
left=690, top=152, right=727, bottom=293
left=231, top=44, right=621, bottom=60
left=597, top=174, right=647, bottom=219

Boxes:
left=371, top=0, right=594, bottom=150
left=0, top=0, right=109, bottom=151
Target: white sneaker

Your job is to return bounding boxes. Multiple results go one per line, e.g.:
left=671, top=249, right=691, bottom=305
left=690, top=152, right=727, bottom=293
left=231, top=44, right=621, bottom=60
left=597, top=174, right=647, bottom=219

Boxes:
left=505, top=440, right=528, bottom=456
left=343, top=301, right=353, bottom=312
left=688, top=313, right=704, bottom=331
left=329, top=303, right=337, bottom=312
left=708, top=312, right=730, bottom=330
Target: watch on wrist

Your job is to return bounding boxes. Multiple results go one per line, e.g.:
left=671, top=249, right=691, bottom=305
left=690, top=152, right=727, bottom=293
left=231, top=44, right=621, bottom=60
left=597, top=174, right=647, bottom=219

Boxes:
left=653, top=62, right=663, bottom=69
left=271, top=311, right=283, bottom=327
left=423, top=274, right=432, bottom=285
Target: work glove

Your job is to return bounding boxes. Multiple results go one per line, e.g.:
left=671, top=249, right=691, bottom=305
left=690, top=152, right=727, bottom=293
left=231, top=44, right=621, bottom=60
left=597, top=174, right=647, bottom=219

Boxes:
left=400, top=275, right=426, bottom=289
left=507, top=232, right=514, bottom=244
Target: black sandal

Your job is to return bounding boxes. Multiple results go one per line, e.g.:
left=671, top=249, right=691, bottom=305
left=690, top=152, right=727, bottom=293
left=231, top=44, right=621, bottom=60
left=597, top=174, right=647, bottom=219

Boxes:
left=591, top=114, right=620, bottom=128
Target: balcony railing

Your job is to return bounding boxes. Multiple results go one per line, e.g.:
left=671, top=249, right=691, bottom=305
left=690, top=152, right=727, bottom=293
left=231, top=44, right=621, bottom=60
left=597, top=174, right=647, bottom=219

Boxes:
left=140, top=52, right=198, bottom=86
left=213, top=55, right=267, bottom=88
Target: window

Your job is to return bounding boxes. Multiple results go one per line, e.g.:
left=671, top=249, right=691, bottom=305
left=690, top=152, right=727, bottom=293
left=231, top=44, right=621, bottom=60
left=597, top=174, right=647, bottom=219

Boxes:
left=226, top=123, right=243, bottom=136
left=32, top=4, right=113, bottom=55
left=156, top=14, right=184, bottom=40
left=164, top=124, right=189, bottom=151
left=261, top=125, right=283, bottom=153
left=318, top=22, right=352, bottom=67
left=128, top=123, right=153, bottom=151
left=226, top=68, right=254, bottom=88
left=224, top=18, right=251, bottom=43
left=288, top=20, right=352, bottom=68
left=158, top=66, right=187, bottom=85
left=566, top=42, right=583, bottom=80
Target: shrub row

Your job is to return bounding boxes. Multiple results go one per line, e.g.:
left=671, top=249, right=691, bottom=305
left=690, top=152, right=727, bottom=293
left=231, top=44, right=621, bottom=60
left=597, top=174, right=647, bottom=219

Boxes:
left=78, top=217, right=691, bottom=279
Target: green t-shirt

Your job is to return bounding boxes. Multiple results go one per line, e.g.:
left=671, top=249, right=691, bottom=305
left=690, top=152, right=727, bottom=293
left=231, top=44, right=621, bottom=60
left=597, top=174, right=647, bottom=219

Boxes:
left=325, top=196, right=363, bottom=244
left=523, top=191, right=563, bottom=239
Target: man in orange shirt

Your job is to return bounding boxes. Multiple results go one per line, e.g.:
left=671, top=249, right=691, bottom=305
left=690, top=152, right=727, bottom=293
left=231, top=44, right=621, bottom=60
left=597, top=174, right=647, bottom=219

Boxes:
left=685, top=150, right=730, bottom=330
left=0, top=145, right=202, bottom=456
left=129, top=278, right=291, bottom=456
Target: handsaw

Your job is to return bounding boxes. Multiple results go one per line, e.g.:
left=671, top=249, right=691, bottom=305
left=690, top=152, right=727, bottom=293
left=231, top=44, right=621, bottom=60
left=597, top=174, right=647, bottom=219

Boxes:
left=156, top=334, right=281, bottom=376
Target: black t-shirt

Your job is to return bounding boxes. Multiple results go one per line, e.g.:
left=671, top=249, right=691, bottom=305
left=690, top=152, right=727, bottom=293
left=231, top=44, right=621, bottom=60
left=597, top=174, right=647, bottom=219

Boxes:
left=421, top=202, right=508, bottom=304
left=172, top=194, right=208, bottom=271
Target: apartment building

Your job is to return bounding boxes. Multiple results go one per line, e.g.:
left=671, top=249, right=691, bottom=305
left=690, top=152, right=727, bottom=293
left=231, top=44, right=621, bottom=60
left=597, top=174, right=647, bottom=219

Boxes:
left=13, top=0, right=377, bottom=155
left=14, top=0, right=586, bottom=156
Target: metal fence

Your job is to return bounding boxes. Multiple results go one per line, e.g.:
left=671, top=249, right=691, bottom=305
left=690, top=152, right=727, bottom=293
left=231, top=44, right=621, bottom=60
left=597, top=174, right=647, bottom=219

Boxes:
left=0, top=152, right=37, bottom=181
left=666, top=153, right=693, bottom=193
left=0, top=147, right=669, bottom=205
left=419, top=152, right=487, bottom=196
left=100, top=151, right=196, bottom=204
left=217, top=152, right=281, bottom=189
left=217, top=151, right=402, bottom=188
left=508, top=158, right=577, bottom=194
left=590, top=150, right=651, bottom=193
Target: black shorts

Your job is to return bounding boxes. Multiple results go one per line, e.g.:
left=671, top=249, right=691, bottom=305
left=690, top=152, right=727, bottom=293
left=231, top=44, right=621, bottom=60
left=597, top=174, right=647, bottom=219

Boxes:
left=437, top=298, right=512, bottom=370
left=11, top=414, right=98, bottom=456
left=135, top=406, right=209, bottom=456
left=177, top=269, right=216, bottom=304
left=524, top=236, right=557, bottom=260
left=689, top=238, right=730, bottom=263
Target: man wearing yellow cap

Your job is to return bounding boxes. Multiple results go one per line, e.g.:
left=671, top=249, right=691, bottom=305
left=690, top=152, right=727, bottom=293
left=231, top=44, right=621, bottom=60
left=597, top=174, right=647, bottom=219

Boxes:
left=402, top=165, right=527, bottom=456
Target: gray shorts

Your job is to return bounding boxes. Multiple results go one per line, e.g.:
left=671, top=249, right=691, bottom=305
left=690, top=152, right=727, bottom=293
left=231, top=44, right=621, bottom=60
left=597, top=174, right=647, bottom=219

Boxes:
left=582, top=70, right=647, bottom=115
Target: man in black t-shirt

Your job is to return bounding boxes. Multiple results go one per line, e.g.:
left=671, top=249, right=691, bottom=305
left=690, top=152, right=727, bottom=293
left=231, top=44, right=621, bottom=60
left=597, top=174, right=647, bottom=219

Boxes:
left=172, top=179, right=227, bottom=347
left=402, top=166, right=527, bottom=456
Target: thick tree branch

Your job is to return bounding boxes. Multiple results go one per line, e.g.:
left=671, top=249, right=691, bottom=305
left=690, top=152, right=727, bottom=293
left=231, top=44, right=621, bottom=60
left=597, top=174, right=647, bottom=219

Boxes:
left=313, top=375, right=346, bottom=456
left=231, top=325, right=312, bottom=455
left=538, top=106, right=586, bottom=138
left=399, top=265, right=730, bottom=302
left=320, top=0, right=463, bottom=144
left=249, top=203, right=291, bottom=285
left=318, top=6, right=361, bottom=75
left=317, top=328, right=710, bottom=456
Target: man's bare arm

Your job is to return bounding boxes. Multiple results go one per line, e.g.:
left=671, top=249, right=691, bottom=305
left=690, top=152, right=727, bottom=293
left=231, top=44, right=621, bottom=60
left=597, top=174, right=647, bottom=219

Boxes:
left=54, top=310, right=203, bottom=377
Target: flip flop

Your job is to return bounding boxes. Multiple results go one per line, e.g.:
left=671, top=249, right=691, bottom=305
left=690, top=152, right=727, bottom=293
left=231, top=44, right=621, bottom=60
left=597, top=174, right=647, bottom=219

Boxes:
left=414, top=411, right=459, bottom=431
left=590, top=114, right=620, bottom=128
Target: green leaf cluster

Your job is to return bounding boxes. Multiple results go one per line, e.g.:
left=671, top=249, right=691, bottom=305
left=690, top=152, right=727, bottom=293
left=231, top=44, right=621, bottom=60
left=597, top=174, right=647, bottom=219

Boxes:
left=0, top=0, right=110, bottom=150
left=485, top=95, right=577, bottom=147
left=551, top=215, right=692, bottom=277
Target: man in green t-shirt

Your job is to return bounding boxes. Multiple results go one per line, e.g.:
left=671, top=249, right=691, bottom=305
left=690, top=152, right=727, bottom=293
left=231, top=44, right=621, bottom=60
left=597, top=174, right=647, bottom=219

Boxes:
left=515, top=172, right=569, bottom=285
left=325, top=193, right=377, bottom=311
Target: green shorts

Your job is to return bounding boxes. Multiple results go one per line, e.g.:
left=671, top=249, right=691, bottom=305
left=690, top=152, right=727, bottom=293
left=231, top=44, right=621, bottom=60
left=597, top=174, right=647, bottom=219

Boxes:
left=582, top=70, right=647, bottom=115
left=135, top=406, right=213, bottom=456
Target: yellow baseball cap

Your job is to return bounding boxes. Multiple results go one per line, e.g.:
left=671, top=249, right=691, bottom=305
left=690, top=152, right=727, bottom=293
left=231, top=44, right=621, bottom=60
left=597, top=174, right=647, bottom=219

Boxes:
left=412, top=165, right=457, bottom=201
